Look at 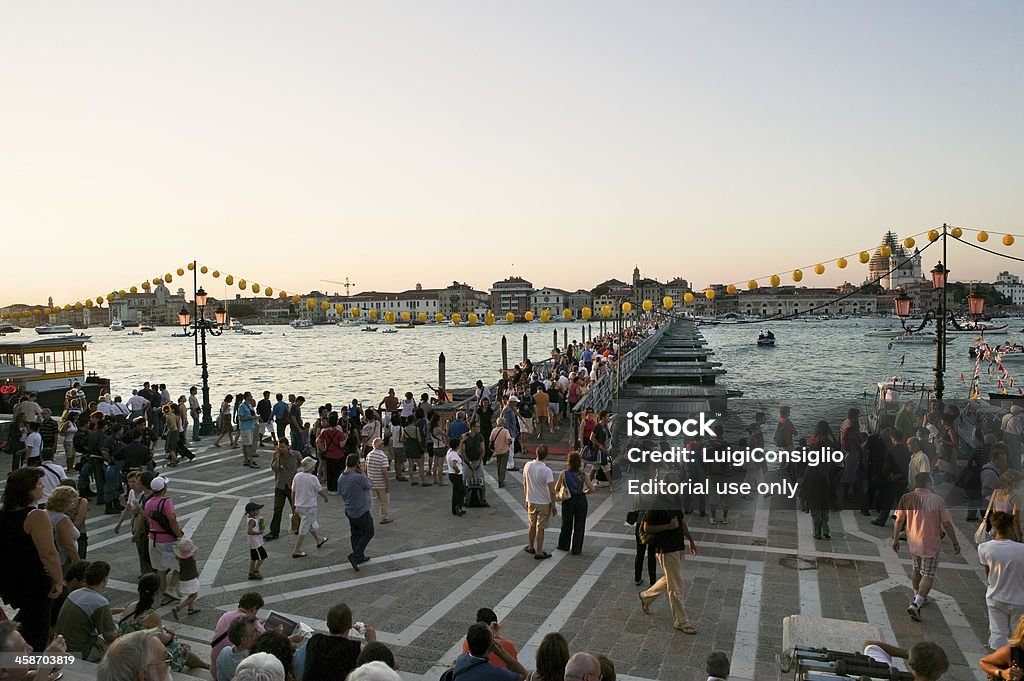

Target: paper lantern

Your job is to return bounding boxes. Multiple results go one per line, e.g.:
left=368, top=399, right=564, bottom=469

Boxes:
left=858, top=251, right=870, bottom=263
left=212, top=270, right=220, bottom=278
left=86, top=299, right=94, bottom=308
left=770, top=274, right=781, bottom=287
left=837, top=257, right=847, bottom=269
left=149, top=277, right=159, bottom=285
left=748, top=280, right=759, bottom=291
left=130, top=286, right=138, bottom=294
left=642, top=300, right=652, bottom=312
left=201, top=266, right=209, bottom=274
left=506, top=311, right=516, bottom=323
left=142, top=281, right=151, bottom=290
left=53, top=306, right=62, bottom=313
left=351, top=307, right=360, bottom=318
left=599, top=306, right=611, bottom=319
left=978, top=231, right=989, bottom=243
left=683, top=292, right=694, bottom=304
left=106, top=293, right=115, bottom=301
left=225, top=275, right=234, bottom=285
left=525, top=311, right=536, bottom=321
left=951, top=227, right=963, bottom=238
left=0, top=312, right=7, bottom=320
left=118, top=290, right=126, bottom=297
left=177, top=268, right=185, bottom=276
left=265, top=288, right=274, bottom=297
left=726, top=284, right=737, bottom=295
left=704, top=289, right=715, bottom=300
left=187, top=263, right=195, bottom=271
left=903, top=238, right=915, bottom=249
left=485, top=312, right=495, bottom=325
left=581, top=307, right=592, bottom=320
left=370, top=309, right=379, bottom=320
left=792, top=269, right=803, bottom=282
left=663, top=296, right=674, bottom=309
left=418, top=312, right=428, bottom=323
left=385, top=311, right=395, bottom=324
left=1003, top=235, right=1015, bottom=246
left=278, top=291, right=286, bottom=299
left=291, top=294, right=300, bottom=303
left=621, top=302, right=632, bottom=314
left=563, top=308, right=573, bottom=319
left=452, top=313, right=462, bottom=324
left=468, top=313, right=478, bottom=325
left=252, top=283, right=260, bottom=293
left=238, top=279, right=247, bottom=290
left=75, top=302, right=83, bottom=310
left=814, top=264, right=825, bottom=275
left=540, top=309, right=551, bottom=323
left=880, top=245, right=892, bottom=257
left=928, top=230, right=940, bottom=242
left=321, top=301, right=330, bottom=311
left=401, top=311, right=410, bottom=321
left=435, top=313, right=444, bottom=323
left=43, top=308, right=51, bottom=315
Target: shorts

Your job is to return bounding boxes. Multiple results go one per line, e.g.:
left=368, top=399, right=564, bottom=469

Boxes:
left=258, top=421, right=275, bottom=436
left=177, top=578, right=200, bottom=596
left=432, top=446, right=447, bottom=458
left=550, top=404, right=559, bottom=415
left=297, top=505, right=320, bottom=535
left=250, top=546, right=268, bottom=561
left=239, top=429, right=256, bottom=446
left=912, top=554, right=939, bottom=578
left=527, top=502, right=551, bottom=530
left=153, top=542, right=178, bottom=571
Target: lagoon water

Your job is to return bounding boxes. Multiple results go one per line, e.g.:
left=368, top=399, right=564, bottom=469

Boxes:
left=79, top=318, right=1024, bottom=407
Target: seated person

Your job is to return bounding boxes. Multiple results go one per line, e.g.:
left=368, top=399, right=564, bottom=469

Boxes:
left=461, top=608, right=518, bottom=670
left=293, top=603, right=375, bottom=681
left=451, top=623, right=526, bottom=681
left=52, top=561, right=117, bottom=661
left=0, top=622, right=68, bottom=681
left=216, top=615, right=258, bottom=681
left=862, top=640, right=948, bottom=680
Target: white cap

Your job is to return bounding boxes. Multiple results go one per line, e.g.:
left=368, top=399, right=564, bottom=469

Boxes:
left=150, top=476, right=169, bottom=492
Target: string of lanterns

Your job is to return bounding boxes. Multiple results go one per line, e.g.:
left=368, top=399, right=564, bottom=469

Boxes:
left=2, top=227, right=1015, bottom=322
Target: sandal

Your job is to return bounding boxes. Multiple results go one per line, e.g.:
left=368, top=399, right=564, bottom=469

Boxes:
left=676, top=625, right=698, bottom=635
left=160, top=595, right=177, bottom=606
left=187, top=608, right=202, bottom=615
left=523, top=546, right=535, bottom=554
left=534, top=552, right=552, bottom=560
left=171, top=607, right=180, bottom=621
left=316, top=537, right=329, bottom=549
left=292, top=552, right=307, bottom=558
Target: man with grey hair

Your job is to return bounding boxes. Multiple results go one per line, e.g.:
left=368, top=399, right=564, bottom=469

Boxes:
left=364, top=438, right=392, bottom=524
left=346, top=661, right=401, bottom=681
left=564, top=652, right=601, bottom=681
left=233, top=651, right=286, bottom=681
left=97, top=629, right=169, bottom=681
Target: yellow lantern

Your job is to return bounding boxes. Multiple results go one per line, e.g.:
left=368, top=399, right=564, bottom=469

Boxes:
left=152, top=277, right=161, bottom=285
left=370, top=309, right=379, bottom=320
left=142, top=281, right=151, bottom=290
left=563, top=308, right=573, bottom=320
left=401, top=311, right=410, bottom=321
left=385, top=311, right=395, bottom=324
left=334, top=303, right=342, bottom=314
left=880, top=245, right=892, bottom=257
left=176, top=268, right=184, bottom=276
left=435, top=313, right=444, bottom=323
left=792, top=269, right=803, bottom=282
left=418, top=312, right=428, bottom=323
left=1003, top=234, right=1015, bottom=246
left=598, top=305, right=609, bottom=318
left=86, top=299, right=94, bottom=308
left=200, top=266, right=208, bottom=274
left=252, top=283, right=260, bottom=293
left=278, top=291, right=286, bottom=299
left=770, top=274, right=781, bottom=287
left=238, top=279, right=247, bottom=290
left=506, top=311, right=516, bottom=323
left=305, top=299, right=314, bottom=310
left=683, top=292, right=694, bottom=304
left=291, top=294, right=301, bottom=303
left=106, top=293, right=115, bottom=302
left=225, top=275, right=234, bottom=285
left=928, top=230, right=940, bottom=242
left=321, top=301, right=330, bottom=311
left=642, top=300, right=652, bottom=312
left=130, top=286, right=138, bottom=294
left=43, top=308, right=51, bottom=315
left=726, top=284, right=737, bottom=295
left=187, top=263, right=195, bottom=271
left=837, top=257, right=848, bottom=269
left=118, top=290, right=126, bottom=297
left=663, top=296, right=674, bottom=309
left=858, top=251, right=870, bottom=263
left=521, top=310, right=532, bottom=321
left=53, top=306, right=62, bottom=313
left=75, top=302, right=83, bottom=310
left=705, top=289, right=715, bottom=300
left=468, top=313, right=478, bottom=326
left=748, top=280, right=759, bottom=291
left=903, top=237, right=915, bottom=249
left=212, top=270, right=220, bottom=278
left=978, top=231, right=989, bottom=243
left=814, top=264, right=825, bottom=275
left=0, top=312, right=7, bottom=320
left=951, top=227, right=963, bottom=238
left=540, top=309, right=551, bottom=323
left=621, top=302, right=632, bottom=314
left=452, top=313, right=462, bottom=325
left=351, top=306, right=361, bottom=318
left=485, top=312, right=495, bottom=326
left=581, top=307, right=592, bottom=320
left=265, top=288, right=273, bottom=297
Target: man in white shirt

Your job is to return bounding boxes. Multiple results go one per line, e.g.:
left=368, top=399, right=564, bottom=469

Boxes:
left=523, top=445, right=556, bottom=560
left=291, top=457, right=328, bottom=557
left=96, top=396, right=116, bottom=417
left=906, top=437, right=931, bottom=492
left=13, top=393, right=43, bottom=423
left=21, top=422, right=44, bottom=466
left=861, top=640, right=948, bottom=680
left=446, top=439, right=465, bottom=516
left=363, top=439, right=392, bottom=524
left=979, top=511, right=1024, bottom=649
left=126, top=391, right=149, bottom=420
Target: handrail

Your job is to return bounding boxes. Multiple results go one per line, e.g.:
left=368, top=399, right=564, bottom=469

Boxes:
left=573, top=322, right=671, bottom=414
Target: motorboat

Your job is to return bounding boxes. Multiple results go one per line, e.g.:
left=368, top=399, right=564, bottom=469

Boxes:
left=865, top=329, right=905, bottom=338
left=109, top=318, right=124, bottom=331
left=395, top=323, right=415, bottom=329
left=230, top=320, right=245, bottom=332
left=887, top=331, right=952, bottom=346
left=139, top=323, right=155, bottom=332
left=55, top=333, right=91, bottom=341
left=238, top=328, right=263, bottom=336
left=382, top=328, right=399, bottom=334
left=35, top=324, right=74, bottom=335
left=128, top=330, right=143, bottom=336
left=946, top=321, right=1008, bottom=335
left=361, top=326, right=378, bottom=332
left=170, top=332, right=189, bottom=338
left=0, top=323, right=21, bottom=333
left=756, top=330, right=775, bottom=347
left=290, top=319, right=314, bottom=329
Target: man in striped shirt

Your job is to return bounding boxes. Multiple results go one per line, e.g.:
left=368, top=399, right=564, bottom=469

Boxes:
left=364, top=438, right=392, bottom=524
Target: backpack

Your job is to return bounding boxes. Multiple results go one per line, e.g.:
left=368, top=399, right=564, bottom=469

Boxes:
left=147, top=498, right=176, bottom=541
left=955, top=457, right=982, bottom=492
left=72, top=429, right=89, bottom=454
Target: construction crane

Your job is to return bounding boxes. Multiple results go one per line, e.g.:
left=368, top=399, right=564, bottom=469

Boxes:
left=320, top=278, right=355, bottom=296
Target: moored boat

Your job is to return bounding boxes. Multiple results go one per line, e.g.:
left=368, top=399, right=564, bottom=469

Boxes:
left=35, top=324, right=75, bottom=335
left=290, top=319, right=314, bottom=329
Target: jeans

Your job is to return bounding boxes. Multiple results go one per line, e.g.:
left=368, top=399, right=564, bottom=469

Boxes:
left=450, top=473, right=465, bottom=514
left=191, top=417, right=201, bottom=441
left=557, top=494, right=588, bottom=554
left=347, top=510, right=374, bottom=563
left=811, top=509, right=830, bottom=537
left=290, top=426, right=305, bottom=453
left=269, top=487, right=294, bottom=537
left=104, top=461, right=124, bottom=503
left=634, top=525, right=657, bottom=584
left=77, top=462, right=93, bottom=495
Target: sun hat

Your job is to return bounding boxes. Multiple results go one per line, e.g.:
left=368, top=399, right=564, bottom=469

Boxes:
left=300, top=457, right=317, bottom=472
left=174, top=537, right=196, bottom=559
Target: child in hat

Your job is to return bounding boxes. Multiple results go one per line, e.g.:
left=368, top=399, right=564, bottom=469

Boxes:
left=171, top=537, right=201, bottom=619
left=246, top=501, right=268, bottom=579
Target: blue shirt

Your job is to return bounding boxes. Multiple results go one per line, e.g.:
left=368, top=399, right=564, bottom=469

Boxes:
left=448, top=419, right=469, bottom=443
left=501, top=406, right=519, bottom=439
left=237, top=402, right=256, bottom=430
left=216, top=647, right=248, bottom=681
left=272, top=400, right=289, bottom=422
left=451, top=653, right=518, bottom=681
left=338, top=470, right=372, bottom=518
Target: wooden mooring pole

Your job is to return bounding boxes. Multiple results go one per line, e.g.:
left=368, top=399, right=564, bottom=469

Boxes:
left=522, top=334, right=528, bottom=362
left=501, top=336, right=508, bottom=374
left=438, top=352, right=446, bottom=394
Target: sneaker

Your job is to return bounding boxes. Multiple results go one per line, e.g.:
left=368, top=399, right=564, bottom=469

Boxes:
left=907, top=603, right=921, bottom=621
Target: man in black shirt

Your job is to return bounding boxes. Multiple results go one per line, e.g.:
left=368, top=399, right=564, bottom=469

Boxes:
left=256, top=391, right=276, bottom=447
left=462, top=422, right=487, bottom=506
left=872, top=429, right=912, bottom=528
left=639, top=483, right=698, bottom=635
left=121, top=431, right=154, bottom=471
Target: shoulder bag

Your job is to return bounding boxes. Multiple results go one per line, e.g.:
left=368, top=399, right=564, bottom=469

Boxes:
left=554, top=471, right=571, bottom=502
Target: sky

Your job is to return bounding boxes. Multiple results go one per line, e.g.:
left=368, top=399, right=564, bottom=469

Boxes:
left=2, top=1, right=1023, bottom=305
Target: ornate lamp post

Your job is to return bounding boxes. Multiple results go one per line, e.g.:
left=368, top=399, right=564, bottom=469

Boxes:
left=178, top=285, right=225, bottom=435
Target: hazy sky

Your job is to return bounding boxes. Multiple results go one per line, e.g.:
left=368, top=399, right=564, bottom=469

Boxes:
left=3, top=1, right=1023, bottom=305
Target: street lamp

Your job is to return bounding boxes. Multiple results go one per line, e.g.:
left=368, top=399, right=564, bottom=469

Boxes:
left=178, top=284, right=225, bottom=436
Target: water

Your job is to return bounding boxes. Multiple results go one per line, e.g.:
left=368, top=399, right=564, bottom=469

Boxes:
left=79, top=318, right=1024, bottom=406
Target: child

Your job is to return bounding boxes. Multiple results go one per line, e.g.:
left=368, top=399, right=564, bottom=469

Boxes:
left=171, top=537, right=201, bottom=619
left=445, top=436, right=465, bottom=516
left=246, top=501, right=268, bottom=579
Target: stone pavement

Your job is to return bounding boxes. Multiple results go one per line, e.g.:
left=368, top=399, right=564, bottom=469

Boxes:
left=74, top=440, right=992, bottom=681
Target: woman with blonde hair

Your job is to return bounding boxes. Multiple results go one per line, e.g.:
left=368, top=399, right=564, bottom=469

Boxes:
left=58, top=411, right=79, bottom=472
left=45, top=485, right=81, bottom=571
left=981, top=613, right=1024, bottom=679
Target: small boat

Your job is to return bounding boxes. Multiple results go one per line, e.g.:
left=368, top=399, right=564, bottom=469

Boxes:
left=756, top=330, right=775, bottom=347
left=35, top=324, right=75, bottom=335
left=139, top=323, right=155, bottom=332
left=888, top=332, right=953, bottom=347
left=238, top=328, right=263, bottom=336
left=290, top=319, right=314, bottom=329
left=361, top=326, right=378, bottom=332
left=865, top=329, right=905, bottom=338
left=54, top=333, right=91, bottom=341
left=0, top=323, right=21, bottom=333
left=946, top=321, right=1008, bottom=335
left=128, top=330, right=143, bottom=336
left=170, top=332, right=189, bottom=337
left=109, top=318, right=124, bottom=331
left=395, top=323, right=415, bottom=329
left=382, top=328, right=398, bottom=334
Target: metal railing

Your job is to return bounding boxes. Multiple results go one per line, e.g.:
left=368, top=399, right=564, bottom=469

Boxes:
left=573, top=322, right=671, bottom=415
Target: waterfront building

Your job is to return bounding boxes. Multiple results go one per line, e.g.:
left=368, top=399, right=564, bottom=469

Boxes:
left=439, top=282, right=489, bottom=317
left=631, top=266, right=664, bottom=306
left=995, top=271, right=1024, bottom=306
left=529, top=287, right=569, bottom=317
left=867, top=231, right=925, bottom=290
left=489, top=276, right=534, bottom=315
left=663, top=277, right=690, bottom=304
left=564, top=289, right=593, bottom=318
left=738, top=287, right=880, bottom=317
left=106, top=284, right=190, bottom=326
left=348, top=285, right=442, bottom=319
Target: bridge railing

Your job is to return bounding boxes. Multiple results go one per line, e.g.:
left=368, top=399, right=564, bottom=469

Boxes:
left=573, top=321, right=671, bottom=415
